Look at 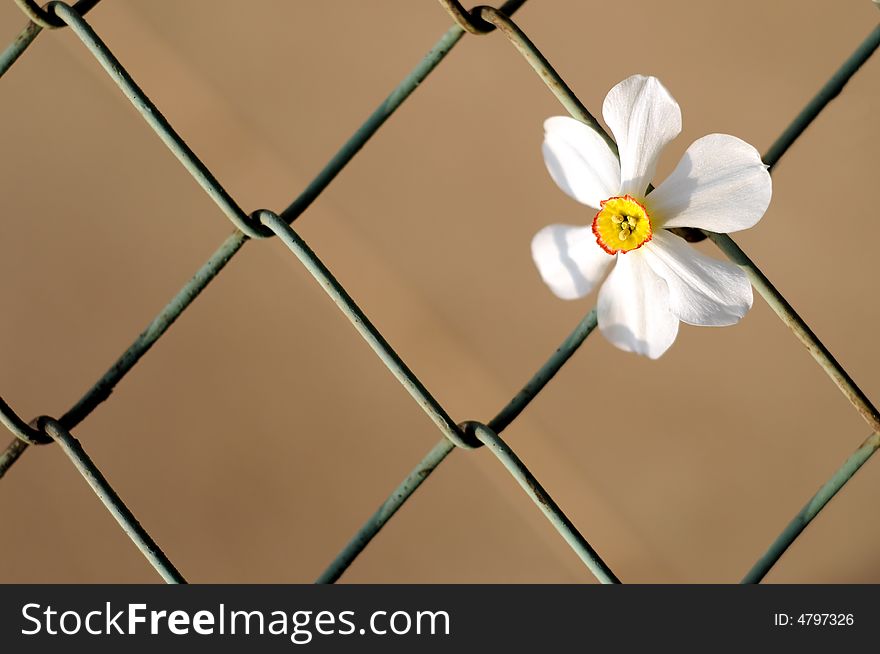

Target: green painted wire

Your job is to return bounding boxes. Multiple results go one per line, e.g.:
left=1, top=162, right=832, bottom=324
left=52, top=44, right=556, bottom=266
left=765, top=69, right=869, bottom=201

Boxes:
left=60, top=232, right=248, bottom=430
left=16, top=0, right=101, bottom=29
left=0, top=438, right=27, bottom=478
left=480, top=6, right=880, bottom=578
left=41, top=418, right=186, bottom=583
left=722, top=24, right=880, bottom=582
left=317, top=309, right=599, bottom=583
left=0, top=20, right=41, bottom=79
left=4, top=0, right=609, bottom=584
left=51, top=3, right=264, bottom=238
left=707, top=232, right=880, bottom=434
left=0, top=0, right=874, bottom=586
left=0, top=232, right=248, bottom=478
left=0, top=0, right=525, bottom=579
left=0, top=396, right=50, bottom=446
left=279, top=30, right=464, bottom=222
left=1, top=0, right=108, bottom=79
left=272, top=202, right=615, bottom=582
left=763, top=24, right=880, bottom=172
left=280, top=0, right=530, bottom=222
left=316, top=438, right=455, bottom=584
left=0, top=1, right=505, bottom=477
left=1, top=396, right=185, bottom=581
left=741, top=432, right=880, bottom=584
left=318, top=8, right=880, bottom=584
left=477, top=7, right=617, bottom=156
left=489, top=309, right=598, bottom=433
left=508, top=12, right=880, bottom=581
left=483, top=5, right=880, bottom=439
left=260, top=211, right=475, bottom=450
left=466, top=421, right=619, bottom=583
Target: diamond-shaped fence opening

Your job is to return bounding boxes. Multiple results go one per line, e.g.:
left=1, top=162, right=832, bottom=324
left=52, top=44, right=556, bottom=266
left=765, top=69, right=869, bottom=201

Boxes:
left=1, top=0, right=879, bottom=583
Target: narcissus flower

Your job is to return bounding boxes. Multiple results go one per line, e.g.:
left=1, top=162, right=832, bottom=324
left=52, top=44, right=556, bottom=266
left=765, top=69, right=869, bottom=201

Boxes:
left=532, top=75, right=772, bottom=358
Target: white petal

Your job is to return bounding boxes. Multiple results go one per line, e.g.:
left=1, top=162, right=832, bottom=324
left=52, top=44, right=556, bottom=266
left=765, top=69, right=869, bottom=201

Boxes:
left=531, top=224, right=613, bottom=300
left=649, top=134, right=772, bottom=233
left=602, top=75, right=681, bottom=197
left=597, top=252, right=679, bottom=359
left=542, top=116, right=621, bottom=208
left=642, top=231, right=753, bottom=326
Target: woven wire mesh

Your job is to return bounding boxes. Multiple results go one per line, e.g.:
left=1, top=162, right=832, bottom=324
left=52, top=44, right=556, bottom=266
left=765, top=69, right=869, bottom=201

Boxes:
left=1, top=0, right=879, bottom=583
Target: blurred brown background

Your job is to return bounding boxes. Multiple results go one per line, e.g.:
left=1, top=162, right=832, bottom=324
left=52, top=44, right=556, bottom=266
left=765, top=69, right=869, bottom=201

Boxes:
left=1, top=0, right=878, bottom=583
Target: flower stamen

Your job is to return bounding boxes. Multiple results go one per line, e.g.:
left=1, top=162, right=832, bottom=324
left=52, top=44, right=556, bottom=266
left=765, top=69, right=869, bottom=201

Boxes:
left=592, top=195, right=653, bottom=255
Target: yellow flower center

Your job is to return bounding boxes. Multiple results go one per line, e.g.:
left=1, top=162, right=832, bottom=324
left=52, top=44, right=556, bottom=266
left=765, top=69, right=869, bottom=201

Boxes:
left=592, top=195, right=653, bottom=254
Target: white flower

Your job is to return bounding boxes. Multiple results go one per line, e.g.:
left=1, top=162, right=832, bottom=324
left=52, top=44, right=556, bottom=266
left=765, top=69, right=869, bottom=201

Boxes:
left=532, top=75, right=772, bottom=359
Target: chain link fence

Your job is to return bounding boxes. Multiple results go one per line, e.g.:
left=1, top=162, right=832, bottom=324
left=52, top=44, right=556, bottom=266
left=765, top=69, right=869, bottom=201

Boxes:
left=1, top=0, right=879, bottom=583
